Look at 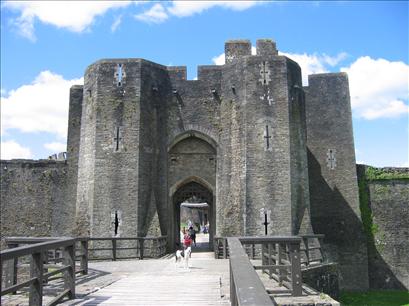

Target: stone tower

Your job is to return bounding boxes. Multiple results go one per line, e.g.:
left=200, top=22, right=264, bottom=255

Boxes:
left=69, top=39, right=368, bottom=289
left=72, top=39, right=312, bottom=241
left=304, top=74, right=369, bottom=289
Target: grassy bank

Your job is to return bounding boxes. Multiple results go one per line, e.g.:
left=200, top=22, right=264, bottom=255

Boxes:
left=339, top=290, right=409, bottom=306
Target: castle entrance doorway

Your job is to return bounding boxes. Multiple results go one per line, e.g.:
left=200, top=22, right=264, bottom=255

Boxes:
left=172, top=182, right=214, bottom=251
left=167, top=132, right=217, bottom=252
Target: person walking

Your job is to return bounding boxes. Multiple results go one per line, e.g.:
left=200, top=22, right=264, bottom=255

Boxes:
left=183, top=231, right=193, bottom=258
left=188, top=226, right=196, bottom=247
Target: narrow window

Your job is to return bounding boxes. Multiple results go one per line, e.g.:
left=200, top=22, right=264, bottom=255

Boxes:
left=114, top=211, right=119, bottom=236
left=114, top=63, right=124, bottom=87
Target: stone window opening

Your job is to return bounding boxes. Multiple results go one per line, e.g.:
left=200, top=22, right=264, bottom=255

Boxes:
left=113, top=126, right=122, bottom=152
left=111, top=209, right=122, bottom=237
left=114, top=63, right=125, bottom=87
left=114, top=211, right=119, bottom=236
left=264, top=124, right=273, bottom=151
left=326, top=149, right=337, bottom=170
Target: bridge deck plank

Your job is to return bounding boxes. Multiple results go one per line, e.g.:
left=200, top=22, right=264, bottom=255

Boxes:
left=62, top=251, right=230, bottom=306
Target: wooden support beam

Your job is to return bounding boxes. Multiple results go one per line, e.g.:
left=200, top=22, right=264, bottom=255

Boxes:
left=63, top=243, right=75, bottom=299
left=29, top=252, right=43, bottom=306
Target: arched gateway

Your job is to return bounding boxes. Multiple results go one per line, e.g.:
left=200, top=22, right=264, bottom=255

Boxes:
left=168, top=132, right=216, bottom=251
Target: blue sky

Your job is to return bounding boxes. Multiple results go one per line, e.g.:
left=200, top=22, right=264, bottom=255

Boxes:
left=1, top=1, right=408, bottom=167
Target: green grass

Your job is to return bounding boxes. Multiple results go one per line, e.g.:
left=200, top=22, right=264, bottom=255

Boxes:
left=339, top=290, right=409, bottom=306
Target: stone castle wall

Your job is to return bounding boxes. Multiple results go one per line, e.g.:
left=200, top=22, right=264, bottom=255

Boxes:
left=357, top=165, right=409, bottom=290
left=65, top=85, right=83, bottom=236
left=72, top=39, right=313, bottom=243
left=0, top=160, right=68, bottom=244
left=305, top=73, right=369, bottom=290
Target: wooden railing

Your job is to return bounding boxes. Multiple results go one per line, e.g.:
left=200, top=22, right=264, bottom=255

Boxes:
left=214, top=236, right=228, bottom=259
left=1, top=236, right=167, bottom=305
left=219, top=235, right=326, bottom=304
left=228, top=237, right=274, bottom=306
left=84, top=236, right=168, bottom=261
left=239, top=236, right=303, bottom=297
left=299, top=234, right=325, bottom=266
left=215, top=234, right=325, bottom=267
left=0, top=238, right=76, bottom=306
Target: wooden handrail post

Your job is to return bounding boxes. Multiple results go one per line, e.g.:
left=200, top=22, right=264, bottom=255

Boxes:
left=112, top=239, right=117, bottom=261
left=139, top=239, right=144, bottom=260
left=5, top=243, right=18, bottom=294
left=223, top=238, right=227, bottom=259
left=152, top=239, right=157, bottom=258
left=268, top=243, right=272, bottom=279
left=303, top=237, right=310, bottom=266
left=63, top=243, right=75, bottom=299
left=229, top=260, right=237, bottom=306
left=43, top=250, right=49, bottom=284
left=318, top=237, right=325, bottom=262
left=214, top=238, right=218, bottom=259
left=80, top=239, right=88, bottom=275
left=289, top=242, right=302, bottom=297
left=277, top=243, right=283, bottom=285
left=29, top=251, right=43, bottom=306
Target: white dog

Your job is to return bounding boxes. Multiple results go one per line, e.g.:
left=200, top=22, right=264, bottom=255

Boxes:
left=175, top=246, right=191, bottom=269
left=184, top=246, right=191, bottom=269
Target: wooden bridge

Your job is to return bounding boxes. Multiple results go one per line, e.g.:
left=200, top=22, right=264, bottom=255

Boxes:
left=1, top=234, right=339, bottom=306
left=61, top=251, right=230, bottom=305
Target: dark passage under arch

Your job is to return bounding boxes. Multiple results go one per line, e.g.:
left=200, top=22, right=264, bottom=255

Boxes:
left=172, top=181, right=214, bottom=251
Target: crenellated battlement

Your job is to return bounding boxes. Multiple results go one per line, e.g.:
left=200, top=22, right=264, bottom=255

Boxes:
left=224, top=38, right=279, bottom=64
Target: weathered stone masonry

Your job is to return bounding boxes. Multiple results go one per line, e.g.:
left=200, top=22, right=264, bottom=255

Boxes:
left=356, top=165, right=409, bottom=290
left=305, top=74, right=369, bottom=290
left=3, top=39, right=407, bottom=290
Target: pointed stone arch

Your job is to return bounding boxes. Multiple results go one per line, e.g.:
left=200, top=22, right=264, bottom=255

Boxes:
left=167, top=131, right=217, bottom=252
left=169, top=176, right=214, bottom=198
left=168, top=129, right=218, bottom=153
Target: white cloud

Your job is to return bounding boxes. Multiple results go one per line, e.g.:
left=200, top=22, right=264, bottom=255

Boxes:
left=322, top=52, right=348, bottom=66
left=1, top=70, right=83, bottom=139
left=4, top=1, right=131, bottom=40
left=341, top=56, right=409, bottom=120
left=279, top=53, right=408, bottom=120
left=111, top=15, right=122, bottom=32
left=11, top=14, right=36, bottom=41
left=1, top=140, right=33, bottom=160
left=5, top=1, right=259, bottom=33
left=280, top=52, right=348, bottom=85
left=167, top=1, right=258, bottom=17
left=44, top=142, right=66, bottom=153
left=134, top=3, right=168, bottom=24
left=281, top=53, right=327, bottom=85
left=135, top=1, right=259, bottom=24
left=212, top=53, right=225, bottom=65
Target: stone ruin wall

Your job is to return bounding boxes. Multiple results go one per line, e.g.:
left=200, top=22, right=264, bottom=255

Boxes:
left=304, top=73, right=369, bottom=290
left=357, top=165, right=409, bottom=290
left=0, top=160, right=68, bottom=247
